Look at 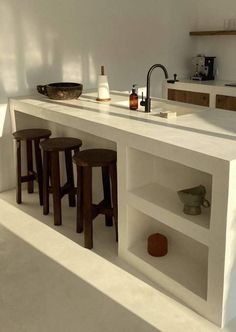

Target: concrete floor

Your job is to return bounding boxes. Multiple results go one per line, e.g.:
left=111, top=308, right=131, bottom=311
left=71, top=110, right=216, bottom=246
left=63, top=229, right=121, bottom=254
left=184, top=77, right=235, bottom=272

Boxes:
left=0, top=189, right=236, bottom=332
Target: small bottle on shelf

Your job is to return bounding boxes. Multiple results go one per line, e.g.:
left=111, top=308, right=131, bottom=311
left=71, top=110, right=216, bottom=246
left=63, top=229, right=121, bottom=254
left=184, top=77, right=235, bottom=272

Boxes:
left=129, top=84, right=138, bottom=110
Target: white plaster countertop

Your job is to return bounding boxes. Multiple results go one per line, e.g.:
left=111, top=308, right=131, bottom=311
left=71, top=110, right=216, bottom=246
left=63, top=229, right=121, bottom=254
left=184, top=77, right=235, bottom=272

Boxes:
left=10, top=91, right=236, bottom=162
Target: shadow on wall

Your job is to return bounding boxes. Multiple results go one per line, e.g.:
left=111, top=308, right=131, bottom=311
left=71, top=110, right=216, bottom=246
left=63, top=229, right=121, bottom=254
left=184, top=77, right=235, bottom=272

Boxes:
left=0, top=0, right=99, bottom=190
left=0, top=0, right=123, bottom=113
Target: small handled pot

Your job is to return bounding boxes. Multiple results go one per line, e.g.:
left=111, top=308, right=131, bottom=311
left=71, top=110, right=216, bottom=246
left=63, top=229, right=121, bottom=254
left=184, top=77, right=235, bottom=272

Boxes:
left=37, top=85, right=48, bottom=96
left=178, top=185, right=211, bottom=215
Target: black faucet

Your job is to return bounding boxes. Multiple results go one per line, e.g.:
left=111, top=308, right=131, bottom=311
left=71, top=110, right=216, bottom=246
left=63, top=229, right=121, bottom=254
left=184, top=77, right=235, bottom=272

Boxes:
left=140, top=64, right=169, bottom=113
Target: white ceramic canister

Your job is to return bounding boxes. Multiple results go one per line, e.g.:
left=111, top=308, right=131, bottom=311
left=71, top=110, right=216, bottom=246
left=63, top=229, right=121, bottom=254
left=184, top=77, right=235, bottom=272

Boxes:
left=97, top=66, right=111, bottom=101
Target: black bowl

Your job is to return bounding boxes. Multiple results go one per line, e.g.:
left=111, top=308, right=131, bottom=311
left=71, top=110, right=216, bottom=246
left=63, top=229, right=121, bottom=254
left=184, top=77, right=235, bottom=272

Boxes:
left=37, top=82, right=83, bottom=100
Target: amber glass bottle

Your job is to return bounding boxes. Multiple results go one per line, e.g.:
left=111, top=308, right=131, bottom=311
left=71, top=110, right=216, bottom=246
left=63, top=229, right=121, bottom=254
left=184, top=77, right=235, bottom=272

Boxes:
left=129, top=84, right=138, bottom=110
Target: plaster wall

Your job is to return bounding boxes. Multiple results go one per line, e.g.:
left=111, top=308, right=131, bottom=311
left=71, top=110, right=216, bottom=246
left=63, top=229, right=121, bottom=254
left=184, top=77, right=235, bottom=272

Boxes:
left=0, top=0, right=197, bottom=191
left=195, top=0, right=236, bottom=81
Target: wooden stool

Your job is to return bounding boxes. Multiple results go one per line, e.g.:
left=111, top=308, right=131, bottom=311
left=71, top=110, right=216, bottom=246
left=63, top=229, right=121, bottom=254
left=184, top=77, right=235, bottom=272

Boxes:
left=40, top=137, right=82, bottom=226
left=13, top=128, right=52, bottom=205
left=73, top=149, right=118, bottom=249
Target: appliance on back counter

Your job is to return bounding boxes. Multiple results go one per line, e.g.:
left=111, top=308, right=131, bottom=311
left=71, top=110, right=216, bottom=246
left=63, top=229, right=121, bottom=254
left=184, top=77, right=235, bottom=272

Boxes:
left=191, top=55, right=216, bottom=81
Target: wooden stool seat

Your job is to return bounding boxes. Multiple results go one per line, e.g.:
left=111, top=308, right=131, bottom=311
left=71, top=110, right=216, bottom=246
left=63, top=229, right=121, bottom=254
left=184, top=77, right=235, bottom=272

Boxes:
left=13, top=128, right=51, bottom=141
left=13, top=128, right=52, bottom=205
left=73, top=149, right=117, bottom=167
left=40, top=137, right=82, bottom=226
left=73, top=149, right=118, bottom=249
left=40, top=137, right=82, bottom=152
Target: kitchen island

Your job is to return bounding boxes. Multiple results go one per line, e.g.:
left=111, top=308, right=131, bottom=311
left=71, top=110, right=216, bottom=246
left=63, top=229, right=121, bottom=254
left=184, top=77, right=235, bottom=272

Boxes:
left=9, top=92, right=236, bottom=328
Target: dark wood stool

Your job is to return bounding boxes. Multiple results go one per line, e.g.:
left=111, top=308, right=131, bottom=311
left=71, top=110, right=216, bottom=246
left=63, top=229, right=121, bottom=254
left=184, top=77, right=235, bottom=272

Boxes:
left=73, top=149, right=118, bottom=249
left=40, top=137, right=82, bottom=226
left=13, top=128, right=52, bottom=205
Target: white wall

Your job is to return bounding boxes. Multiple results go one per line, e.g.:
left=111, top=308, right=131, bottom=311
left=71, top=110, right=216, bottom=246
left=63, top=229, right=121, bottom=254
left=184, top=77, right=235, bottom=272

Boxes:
left=0, top=0, right=197, bottom=191
left=195, top=0, right=236, bottom=80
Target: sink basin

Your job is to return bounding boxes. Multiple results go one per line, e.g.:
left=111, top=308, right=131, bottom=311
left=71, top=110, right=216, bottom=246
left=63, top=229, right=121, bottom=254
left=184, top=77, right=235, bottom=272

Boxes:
left=112, top=100, right=162, bottom=113
left=112, top=97, right=204, bottom=118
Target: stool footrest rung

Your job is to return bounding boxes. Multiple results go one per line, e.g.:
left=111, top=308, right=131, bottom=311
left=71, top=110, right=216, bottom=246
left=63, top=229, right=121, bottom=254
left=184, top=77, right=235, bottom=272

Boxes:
left=92, top=200, right=113, bottom=220
left=21, top=174, right=36, bottom=183
left=60, top=182, right=77, bottom=198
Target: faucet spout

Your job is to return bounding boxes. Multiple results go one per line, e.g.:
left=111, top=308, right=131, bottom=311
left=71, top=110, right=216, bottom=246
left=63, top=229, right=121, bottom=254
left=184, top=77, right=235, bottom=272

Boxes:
left=140, top=64, right=169, bottom=113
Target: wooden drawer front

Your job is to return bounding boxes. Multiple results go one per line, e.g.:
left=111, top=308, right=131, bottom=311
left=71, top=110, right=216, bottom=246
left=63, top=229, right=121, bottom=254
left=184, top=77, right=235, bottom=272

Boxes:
left=216, top=95, right=236, bottom=111
left=168, top=89, right=210, bottom=107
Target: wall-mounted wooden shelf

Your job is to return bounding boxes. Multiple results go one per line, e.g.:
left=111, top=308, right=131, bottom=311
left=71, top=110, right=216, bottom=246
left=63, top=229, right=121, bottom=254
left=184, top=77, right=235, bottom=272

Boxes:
left=190, top=30, right=236, bottom=36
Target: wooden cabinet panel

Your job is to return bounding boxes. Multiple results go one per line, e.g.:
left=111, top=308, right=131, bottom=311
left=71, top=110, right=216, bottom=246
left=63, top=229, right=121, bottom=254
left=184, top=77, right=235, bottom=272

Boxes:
left=168, top=89, right=187, bottom=103
left=168, top=89, right=210, bottom=107
left=216, top=95, right=236, bottom=111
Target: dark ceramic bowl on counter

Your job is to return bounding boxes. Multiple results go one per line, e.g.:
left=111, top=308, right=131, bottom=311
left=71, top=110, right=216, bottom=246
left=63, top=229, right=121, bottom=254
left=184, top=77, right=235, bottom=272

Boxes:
left=37, top=82, right=83, bottom=100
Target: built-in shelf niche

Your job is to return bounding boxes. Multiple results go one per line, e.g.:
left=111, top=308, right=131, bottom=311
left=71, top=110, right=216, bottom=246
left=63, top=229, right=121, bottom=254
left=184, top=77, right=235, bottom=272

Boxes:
left=127, top=206, right=208, bottom=300
left=127, top=147, right=212, bottom=238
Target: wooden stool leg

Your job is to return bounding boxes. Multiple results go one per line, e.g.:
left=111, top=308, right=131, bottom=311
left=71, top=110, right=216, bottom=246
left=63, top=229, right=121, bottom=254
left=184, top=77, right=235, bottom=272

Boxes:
left=109, top=162, right=118, bottom=242
left=76, top=165, right=83, bottom=233
left=34, top=139, right=43, bottom=205
left=51, top=151, right=62, bottom=226
left=102, top=166, right=113, bottom=227
left=26, top=140, right=34, bottom=193
left=43, top=151, right=50, bottom=215
left=65, top=149, right=76, bottom=207
left=83, top=167, right=93, bottom=249
left=16, top=139, right=22, bottom=204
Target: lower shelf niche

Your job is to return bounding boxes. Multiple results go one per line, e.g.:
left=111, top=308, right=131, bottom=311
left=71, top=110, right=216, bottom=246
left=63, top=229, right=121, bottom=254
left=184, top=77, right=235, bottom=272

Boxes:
left=127, top=206, right=208, bottom=300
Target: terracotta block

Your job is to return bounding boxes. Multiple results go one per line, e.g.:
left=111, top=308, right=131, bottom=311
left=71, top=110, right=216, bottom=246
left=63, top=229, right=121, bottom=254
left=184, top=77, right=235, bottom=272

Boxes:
left=147, top=233, right=168, bottom=257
